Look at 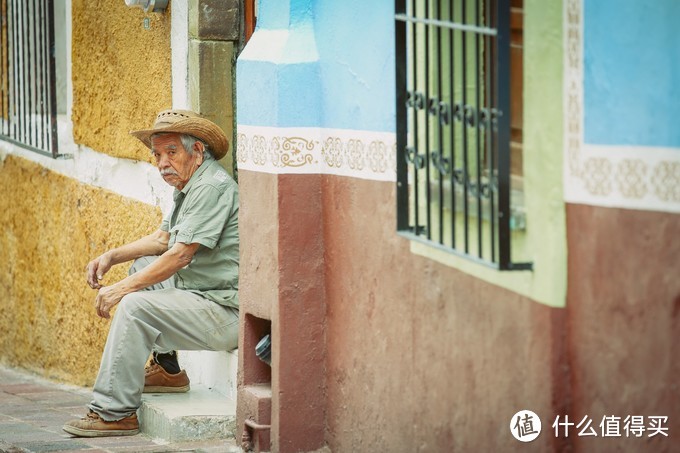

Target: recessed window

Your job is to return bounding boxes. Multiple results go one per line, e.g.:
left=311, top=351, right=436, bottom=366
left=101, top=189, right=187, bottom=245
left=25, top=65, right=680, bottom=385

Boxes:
left=0, top=0, right=62, bottom=157
left=395, top=0, right=530, bottom=270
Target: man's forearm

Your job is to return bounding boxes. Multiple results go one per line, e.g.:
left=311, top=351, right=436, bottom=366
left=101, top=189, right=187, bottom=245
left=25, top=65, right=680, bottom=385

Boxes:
left=105, top=230, right=169, bottom=266
left=115, top=242, right=199, bottom=294
left=92, top=242, right=198, bottom=319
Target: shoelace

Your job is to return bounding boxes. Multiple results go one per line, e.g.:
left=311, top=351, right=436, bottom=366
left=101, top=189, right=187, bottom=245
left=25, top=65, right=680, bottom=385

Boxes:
left=144, top=361, right=161, bottom=375
left=85, top=411, right=101, bottom=421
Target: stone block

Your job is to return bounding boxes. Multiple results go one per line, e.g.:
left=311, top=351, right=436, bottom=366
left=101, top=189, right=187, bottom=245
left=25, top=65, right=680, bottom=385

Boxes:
left=189, top=0, right=240, bottom=41
left=188, top=39, right=235, bottom=175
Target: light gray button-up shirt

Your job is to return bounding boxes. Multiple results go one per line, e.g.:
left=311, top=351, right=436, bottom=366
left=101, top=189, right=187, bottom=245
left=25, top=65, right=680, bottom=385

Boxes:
left=160, top=158, right=239, bottom=309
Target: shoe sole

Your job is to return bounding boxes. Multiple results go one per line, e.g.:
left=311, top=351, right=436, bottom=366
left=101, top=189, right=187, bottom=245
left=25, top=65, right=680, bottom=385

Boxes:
left=143, top=384, right=190, bottom=393
left=62, top=425, right=139, bottom=437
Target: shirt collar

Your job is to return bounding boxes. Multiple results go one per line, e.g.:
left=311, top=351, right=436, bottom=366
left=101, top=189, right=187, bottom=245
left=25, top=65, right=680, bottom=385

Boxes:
left=172, top=159, right=215, bottom=200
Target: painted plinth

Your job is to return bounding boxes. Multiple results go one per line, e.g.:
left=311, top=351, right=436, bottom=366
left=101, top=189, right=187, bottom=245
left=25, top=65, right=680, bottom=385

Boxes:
left=237, top=170, right=326, bottom=453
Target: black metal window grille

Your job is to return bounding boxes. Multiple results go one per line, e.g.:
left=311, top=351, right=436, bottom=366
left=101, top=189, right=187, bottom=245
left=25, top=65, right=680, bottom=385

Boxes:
left=395, top=0, right=530, bottom=270
left=0, top=0, right=59, bottom=157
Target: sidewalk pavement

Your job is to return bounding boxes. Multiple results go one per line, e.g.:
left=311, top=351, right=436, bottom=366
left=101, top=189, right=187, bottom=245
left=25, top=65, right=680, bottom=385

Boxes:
left=0, top=365, right=240, bottom=453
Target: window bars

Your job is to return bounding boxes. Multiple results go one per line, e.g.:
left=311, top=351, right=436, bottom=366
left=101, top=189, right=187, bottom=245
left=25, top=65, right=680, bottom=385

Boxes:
left=395, top=0, right=531, bottom=270
left=0, top=0, right=59, bottom=158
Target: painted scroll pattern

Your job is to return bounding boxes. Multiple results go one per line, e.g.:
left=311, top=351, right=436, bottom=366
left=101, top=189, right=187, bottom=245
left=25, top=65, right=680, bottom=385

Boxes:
left=236, top=127, right=397, bottom=181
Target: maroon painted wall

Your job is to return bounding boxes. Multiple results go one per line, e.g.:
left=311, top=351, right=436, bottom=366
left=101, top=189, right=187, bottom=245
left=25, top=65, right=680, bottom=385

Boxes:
left=565, top=204, right=679, bottom=453
left=322, top=177, right=559, bottom=452
left=238, top=170, right=679, bottom=452
left=238, top=172, right=327, bottom=453
left=320, top=180, right=679, bottom=452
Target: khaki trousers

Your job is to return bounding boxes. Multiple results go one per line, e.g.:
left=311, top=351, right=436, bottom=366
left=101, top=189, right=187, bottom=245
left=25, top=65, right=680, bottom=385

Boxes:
left=88, top=256, right=239, bottom=420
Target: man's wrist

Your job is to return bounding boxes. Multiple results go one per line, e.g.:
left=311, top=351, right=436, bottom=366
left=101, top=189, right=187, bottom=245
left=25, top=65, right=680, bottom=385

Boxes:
left=114, top=278, right=134, bottom=298
left=103, top=249, right=117, bottom=264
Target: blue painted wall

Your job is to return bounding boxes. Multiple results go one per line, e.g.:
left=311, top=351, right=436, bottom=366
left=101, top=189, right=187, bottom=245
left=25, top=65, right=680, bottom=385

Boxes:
left=237, top=0, right=396, bottom=132
left=584, top=0, right=680, bottom=148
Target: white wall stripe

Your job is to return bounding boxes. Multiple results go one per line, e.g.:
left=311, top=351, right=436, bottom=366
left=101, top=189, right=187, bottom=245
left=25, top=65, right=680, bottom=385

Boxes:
left=0, top=118, right=173, bottom=213
left=237, top=125, right=397, bottom=182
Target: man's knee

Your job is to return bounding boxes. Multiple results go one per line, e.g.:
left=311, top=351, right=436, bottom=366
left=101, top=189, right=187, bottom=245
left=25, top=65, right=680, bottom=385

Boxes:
left=117, top=292, right=148, bottom=317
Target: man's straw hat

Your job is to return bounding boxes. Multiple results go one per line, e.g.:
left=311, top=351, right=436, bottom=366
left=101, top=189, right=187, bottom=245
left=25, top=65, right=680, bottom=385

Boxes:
left=130, top=109, right=229, bottom=160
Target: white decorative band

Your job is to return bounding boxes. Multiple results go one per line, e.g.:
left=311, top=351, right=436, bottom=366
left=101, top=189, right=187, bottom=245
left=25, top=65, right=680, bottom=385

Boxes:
left=236, top=125, right=397, bottom=182
left=565, top=144, right=680, bottom=213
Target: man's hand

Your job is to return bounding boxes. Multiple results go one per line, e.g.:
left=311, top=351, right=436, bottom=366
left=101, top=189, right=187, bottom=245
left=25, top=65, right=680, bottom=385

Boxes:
left=94, top=284, right=127, bottom=319
left=86, top=253, right=113, bottom=289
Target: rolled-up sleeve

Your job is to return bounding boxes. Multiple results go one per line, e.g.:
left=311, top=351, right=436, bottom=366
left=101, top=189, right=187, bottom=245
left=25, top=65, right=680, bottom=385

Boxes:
left=160, top=213, right=170, bottom=232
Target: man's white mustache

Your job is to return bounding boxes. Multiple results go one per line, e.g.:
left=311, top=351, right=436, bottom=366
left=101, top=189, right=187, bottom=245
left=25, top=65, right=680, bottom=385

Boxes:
left=160, top=169, right=179, bottom=176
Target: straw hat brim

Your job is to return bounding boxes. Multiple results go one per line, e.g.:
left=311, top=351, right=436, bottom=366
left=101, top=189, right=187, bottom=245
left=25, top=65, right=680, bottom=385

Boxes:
left=129, top=118, right=229, bottom=160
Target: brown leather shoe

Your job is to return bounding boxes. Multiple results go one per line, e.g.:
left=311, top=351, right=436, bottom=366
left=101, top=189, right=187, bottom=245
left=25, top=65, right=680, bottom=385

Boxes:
left=144, top=362, right=190, bottom=393
left=62, top=410, right=139, bottom=437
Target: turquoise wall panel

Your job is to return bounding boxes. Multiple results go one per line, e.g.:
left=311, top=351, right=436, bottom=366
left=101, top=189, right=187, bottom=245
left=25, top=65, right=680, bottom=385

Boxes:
left=314, top=0, right=395, bottom=131
left=238, top=0, right=395, bottom=132
left=584, top=0, right=680, bottom=148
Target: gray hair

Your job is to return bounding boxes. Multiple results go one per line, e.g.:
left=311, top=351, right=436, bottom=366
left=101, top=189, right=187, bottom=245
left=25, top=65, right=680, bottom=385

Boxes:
left=179, top=134, right=214, bottom=160
left=151, top=132, right=214, bottom=160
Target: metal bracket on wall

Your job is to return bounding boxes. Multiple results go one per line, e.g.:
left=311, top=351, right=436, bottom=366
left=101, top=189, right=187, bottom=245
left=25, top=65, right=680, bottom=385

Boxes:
left=241, top=418, right=271, bottom=452
left=124, top=0, right=169, bottom=14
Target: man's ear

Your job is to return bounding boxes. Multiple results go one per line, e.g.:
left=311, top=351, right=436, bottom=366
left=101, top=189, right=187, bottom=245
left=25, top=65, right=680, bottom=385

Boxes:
left=194, top=141, right=205, bottom=164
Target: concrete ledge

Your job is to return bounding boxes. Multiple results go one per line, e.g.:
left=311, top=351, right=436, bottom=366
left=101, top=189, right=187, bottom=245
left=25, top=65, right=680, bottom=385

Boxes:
left=180, top=349, right=239, bottom=400
left=139, top=384, right=237, bottom=442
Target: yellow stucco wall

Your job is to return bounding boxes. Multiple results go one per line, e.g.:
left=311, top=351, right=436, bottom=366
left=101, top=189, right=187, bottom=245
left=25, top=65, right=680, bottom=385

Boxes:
left=0, top=156, right=162, bottom=385
left=1, top=1, right=6, bottom=120
left=71, top=0, right=172, bottom=162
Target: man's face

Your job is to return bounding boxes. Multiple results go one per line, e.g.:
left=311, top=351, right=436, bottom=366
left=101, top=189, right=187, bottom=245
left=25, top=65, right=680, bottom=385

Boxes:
left=151, top=133, right=204, bottom=190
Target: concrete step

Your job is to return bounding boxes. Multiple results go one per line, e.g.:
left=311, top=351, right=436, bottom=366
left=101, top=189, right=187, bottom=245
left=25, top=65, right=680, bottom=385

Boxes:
left=180, top=349, right=239, bottom=400
left=138, top=350, right=239, bottom=443
left=139, top=384, right=237, bottom=443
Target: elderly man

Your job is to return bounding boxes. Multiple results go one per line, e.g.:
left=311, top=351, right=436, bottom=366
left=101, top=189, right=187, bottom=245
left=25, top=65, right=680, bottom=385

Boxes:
left=63, top=110, right=239, bottom=437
